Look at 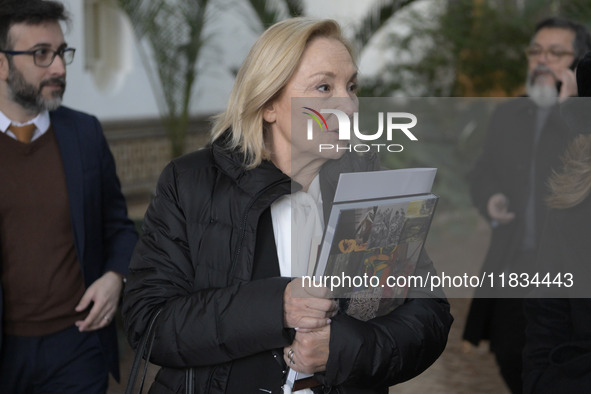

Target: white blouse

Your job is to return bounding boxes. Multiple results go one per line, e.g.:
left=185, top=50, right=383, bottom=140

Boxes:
left=270, top=175, right=323, bottom=394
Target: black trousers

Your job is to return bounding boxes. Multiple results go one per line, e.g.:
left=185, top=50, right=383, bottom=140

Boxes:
left=490, top=297, right=526, bottom=394
left=488, top=252, right=536, bottom=394
left=0, top=325, right=109, bottom=394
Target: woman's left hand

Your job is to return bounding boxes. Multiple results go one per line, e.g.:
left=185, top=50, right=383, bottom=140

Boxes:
left=284, top=324, right=330, bottom=374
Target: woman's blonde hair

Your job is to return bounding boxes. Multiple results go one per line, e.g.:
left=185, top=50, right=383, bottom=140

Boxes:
left=547, top=134, right=591, bottom=209
left=210, top=17, right=354, bottom=169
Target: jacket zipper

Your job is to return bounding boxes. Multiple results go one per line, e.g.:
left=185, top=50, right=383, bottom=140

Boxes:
left=229, top=178, right=290, bottom=279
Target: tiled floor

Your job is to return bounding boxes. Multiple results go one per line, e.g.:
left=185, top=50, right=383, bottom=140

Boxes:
left=392, top=297, right=509, bottom=394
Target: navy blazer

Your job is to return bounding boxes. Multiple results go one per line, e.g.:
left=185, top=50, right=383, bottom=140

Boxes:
left=0, top=106, right=138, bottom=381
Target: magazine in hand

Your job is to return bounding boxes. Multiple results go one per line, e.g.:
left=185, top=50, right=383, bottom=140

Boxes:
left=313, top=168, right=438, bottom=321
left=284, top=168, right=438, bottom=392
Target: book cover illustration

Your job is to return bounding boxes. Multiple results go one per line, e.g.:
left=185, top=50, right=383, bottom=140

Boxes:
left=321, top=194, right=438, bottom=321
left=286, top=169, right=437, bottom=389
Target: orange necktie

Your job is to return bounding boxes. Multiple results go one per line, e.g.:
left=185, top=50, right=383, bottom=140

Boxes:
left=8, top=123, right=36, bottom=143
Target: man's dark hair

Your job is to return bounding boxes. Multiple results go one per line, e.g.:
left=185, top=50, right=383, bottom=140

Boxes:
left=534, top=17, right=591, bottom=66
left=0, top=0, right=69, bottom=50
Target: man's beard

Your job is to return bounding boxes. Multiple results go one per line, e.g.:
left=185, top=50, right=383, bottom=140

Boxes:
left=6, top=62, right=65, bottom=113
left=526, top=64, right=558, bottom=108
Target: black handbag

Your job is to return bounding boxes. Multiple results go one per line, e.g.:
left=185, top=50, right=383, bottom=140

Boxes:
left=124, top=308, right=195, bottom=394
left=124, top=308, right=163, bottom=394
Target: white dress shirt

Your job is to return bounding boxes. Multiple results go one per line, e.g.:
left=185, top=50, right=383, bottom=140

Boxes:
left=0, top=110, right=50, bottom=142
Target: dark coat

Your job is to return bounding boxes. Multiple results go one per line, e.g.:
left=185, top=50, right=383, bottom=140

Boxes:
left=463, top=98, right=571, bottom=345
left=523, top=194, right=591, bottom=393
left=0, top=106, right=138, bottom=381
left=122, top=139, right=453, bottom=393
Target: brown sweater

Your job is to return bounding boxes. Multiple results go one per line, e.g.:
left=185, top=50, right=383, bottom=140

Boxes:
left=0, top=128, right=86, bottom=336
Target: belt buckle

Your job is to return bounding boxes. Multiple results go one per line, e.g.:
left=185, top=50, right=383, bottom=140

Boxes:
left=283, top=370, right=322, bottom=393
left=293, top=376, right=322, bottom=391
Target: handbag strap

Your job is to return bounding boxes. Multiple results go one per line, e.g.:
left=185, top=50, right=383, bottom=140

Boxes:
left=125, top=308, right=163, bottom=394
left=186, top=367, right=195, bottom=393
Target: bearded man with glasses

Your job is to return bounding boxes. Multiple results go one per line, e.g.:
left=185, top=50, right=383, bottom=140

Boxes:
left=0, top=1, right=138, bottom=393
left=463, top=16, right=591, bottom=394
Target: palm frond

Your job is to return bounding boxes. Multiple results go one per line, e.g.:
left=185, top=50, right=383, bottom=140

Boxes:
left=352, top=0, right=417, bottom=51
left=243, top=0, right=283, bottom=29
left=117, top=0, right=212, bottom=157
left=285, top=0, right=303, bottom=17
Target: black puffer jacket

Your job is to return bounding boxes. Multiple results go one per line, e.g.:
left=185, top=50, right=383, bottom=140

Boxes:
left=122, top=139, right=453, bottom=393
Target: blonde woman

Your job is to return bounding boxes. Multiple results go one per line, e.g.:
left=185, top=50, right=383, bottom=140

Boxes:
left=123, top=18, right=452, bottom=394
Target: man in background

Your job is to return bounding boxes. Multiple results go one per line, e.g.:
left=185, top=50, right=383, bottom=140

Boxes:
left=463, top=16, right=591, bottom=394
left=0, top=1, right=137, bottom=392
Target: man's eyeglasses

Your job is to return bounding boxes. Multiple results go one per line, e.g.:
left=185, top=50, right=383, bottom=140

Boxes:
left=524, top=46, right=574, bottom=63
left=0, top=47, right=75, bottom=67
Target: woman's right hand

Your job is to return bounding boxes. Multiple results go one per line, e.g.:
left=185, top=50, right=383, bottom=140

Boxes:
left=284, top=278, right=337, bottom=330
